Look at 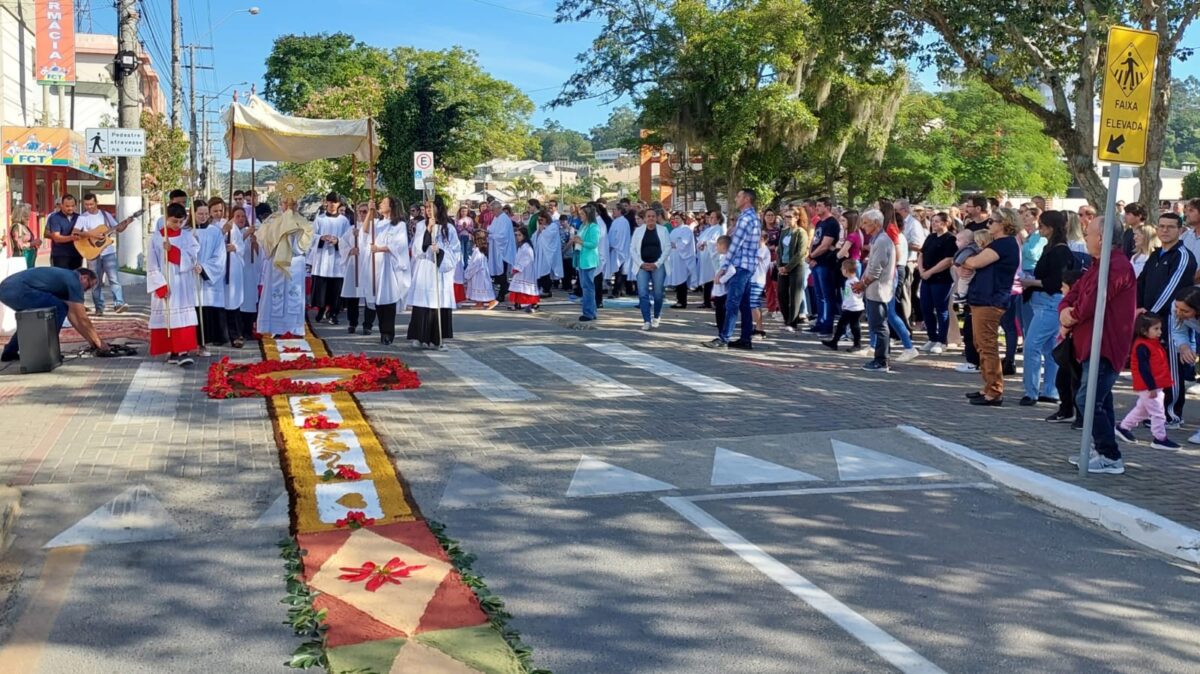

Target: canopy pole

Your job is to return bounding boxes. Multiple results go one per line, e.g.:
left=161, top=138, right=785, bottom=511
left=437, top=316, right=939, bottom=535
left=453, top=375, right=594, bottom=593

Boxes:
left=190, top=196, right=206, bottom=349
left=225, top=95, right=237, bottom=287
left=249, top=158, right=257, bottom=263
left=368, top=119, right=377, bottom=297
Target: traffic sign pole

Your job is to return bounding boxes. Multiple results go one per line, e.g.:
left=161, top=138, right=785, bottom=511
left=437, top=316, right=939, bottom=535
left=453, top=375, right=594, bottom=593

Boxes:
left=1077, top=24, right=1159, bottom=477
left=1078, top=165, right=1121, bottom=476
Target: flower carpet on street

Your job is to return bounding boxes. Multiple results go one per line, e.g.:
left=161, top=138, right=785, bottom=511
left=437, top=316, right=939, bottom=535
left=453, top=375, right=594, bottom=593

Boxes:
left=251, top=328, right=532, bottom=674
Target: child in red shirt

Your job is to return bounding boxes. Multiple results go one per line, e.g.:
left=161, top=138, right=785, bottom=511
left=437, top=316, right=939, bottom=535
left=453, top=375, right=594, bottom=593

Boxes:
left=1115, top=314, right=1179, bottom=449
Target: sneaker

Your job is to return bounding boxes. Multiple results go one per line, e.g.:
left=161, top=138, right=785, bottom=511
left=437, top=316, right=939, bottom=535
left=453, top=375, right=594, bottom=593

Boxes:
left=1087, top=455, right=1125, bottom=474
left=177, top=356, right=196, bottom=368
left=197, top=349, right=212, bottom=357
left=113, top=303, right=129, bottom=314
left=1152, top=437, right=1182, bottom=450
left=861, top=361, right=890, bottom=373
left=896, top=348, right=920, bottom=363
left=820, top=339, right=838, bottom=351
left=728, top=340, right=753, bottom=351
left=651, top=317, right=661, bottom=328
left=1188, top=430, right=1200, bottom=445
left=1114, top=426, right=1137, bottom=443
left=1002, top=360, right=1016, bottom=376
left=1019, top=396, right=1037, bottom=406
left=955, top=363, right=979, bottom=373
left=1046, top=411, right=1074, bottom=423
left=641, top=321, right=652, bottom=331
left=1166, top=419, right=1184, bottom=431
left=1071, top=418, right=1083, bottom=431
left=919, top=341, right=935, bottom=352
left=703, top=338, right=728, bottom=350
left=847, top=346, right=870, bottom=355
left=782, top=325, right=796, bottom=333
left=1037, top=396, right=1060, bottom=404
left=929, top=343, right=945, bottom=355
left=1068, top=448, right=1099, bottom=466
left=166, top=355, right=180, bottom=365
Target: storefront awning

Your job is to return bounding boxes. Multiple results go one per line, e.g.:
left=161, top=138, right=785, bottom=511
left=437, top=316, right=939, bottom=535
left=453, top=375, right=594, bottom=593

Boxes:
left=2, top=126, right=109, bottom=181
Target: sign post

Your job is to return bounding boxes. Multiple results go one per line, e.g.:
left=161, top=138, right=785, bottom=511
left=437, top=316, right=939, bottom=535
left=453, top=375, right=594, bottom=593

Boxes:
left=1078, top=25, right=1158, bottom=476
left=85, top=128, right=147, bottom=158
left=413, top=151, right=435, bottom=191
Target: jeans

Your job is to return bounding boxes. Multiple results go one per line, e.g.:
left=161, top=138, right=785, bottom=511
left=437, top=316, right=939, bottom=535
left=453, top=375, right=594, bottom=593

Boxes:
left=0, top=286, right=68, bottom=361
left=865, top=299, right=889, bottom=365
left=720, top=268, right=754, bottom=344
left=89, top=253, right=125, bottom=311
left=579, top=266, right=597, bottom=319
left=636, top=266, right=666, bottom=322
left=1022, top=292, right=1062, bottom=400
left=885, top=292, right=913, bottom=349
left=971, top=305, right=1006, bottom=399
left=1075, top=357, right=1121, bottom=460
left=918, top=280, right=952, bottom=344
left=811, top=264, right=835, bottom=333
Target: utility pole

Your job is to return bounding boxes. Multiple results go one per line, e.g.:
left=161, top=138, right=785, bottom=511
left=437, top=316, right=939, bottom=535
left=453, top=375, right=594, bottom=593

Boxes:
left=116, top=0, right=144, bottom=268
left=185, top=44, right=213, bottom=193
left=170, top=0, right=181, bottom=129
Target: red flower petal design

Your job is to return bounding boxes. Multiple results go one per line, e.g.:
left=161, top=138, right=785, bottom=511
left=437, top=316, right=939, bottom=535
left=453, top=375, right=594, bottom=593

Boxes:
left=337, top=557, right=427, bottom=592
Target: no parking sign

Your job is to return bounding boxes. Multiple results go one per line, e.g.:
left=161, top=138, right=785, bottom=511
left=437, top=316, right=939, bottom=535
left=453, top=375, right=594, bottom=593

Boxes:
left=413, top=151, right=434, bottom=189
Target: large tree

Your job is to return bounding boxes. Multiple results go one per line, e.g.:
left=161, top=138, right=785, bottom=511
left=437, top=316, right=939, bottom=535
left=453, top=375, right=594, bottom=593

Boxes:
left=378, top=48, right=535, bottom=199
left=553, top=0, right=905, bottom=207
left=140, top=111, right=189, bottom=199
left=1165, top=76, right=1200, bottom=167
left=588, top=105, right=640, bottom=149
left=822, top=0, right=1200, bottom=208
left=534, top=121, right=593, bottom=161
left=262, top=33, right=409, bottom=114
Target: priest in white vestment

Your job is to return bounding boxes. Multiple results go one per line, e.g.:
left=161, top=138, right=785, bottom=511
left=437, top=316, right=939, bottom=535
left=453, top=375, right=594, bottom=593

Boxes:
left=256, top=199, right=312, bottom=337
left=407, top=200, right=458, bottom=349
left=666, top=221, right=697, bottom=308
left=532, top=213, right=562, bottom=298
left=486, top=201, right=515, bottom=297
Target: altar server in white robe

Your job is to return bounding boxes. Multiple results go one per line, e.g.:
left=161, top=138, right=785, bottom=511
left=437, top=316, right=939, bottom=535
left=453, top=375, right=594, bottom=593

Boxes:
left=486, top=201, right=515, bottom=297
left=532, top=211, right=562, bottom=297
left=191, top=201, right=229, bottom=349
left=212, top=199, right=247, bottom=347
left=237, top=203, right=263, bottom=337
left=605, top=206, right=633, bottom=298
left=407, top=198, right=459, bottom=349
left=147, top=203, right=201, bottom=366
left=667, top=221, right=697, bottom=309
left=464, top=229, right=497, bottom=309
left=340, top=203, right=371, bottom=334
left=347, top=197, right=410, bottom=345
left=695, top=216, right=724, bottom=308
left=256, top=198, right=313, bottom=337
left=507, top=228, right=540, bottom=312
left=309, top=192, right=351, bottom=324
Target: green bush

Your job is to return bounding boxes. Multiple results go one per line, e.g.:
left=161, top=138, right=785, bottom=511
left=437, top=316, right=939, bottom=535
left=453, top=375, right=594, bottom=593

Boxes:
left=1184, top=171, right=1200, bottom=200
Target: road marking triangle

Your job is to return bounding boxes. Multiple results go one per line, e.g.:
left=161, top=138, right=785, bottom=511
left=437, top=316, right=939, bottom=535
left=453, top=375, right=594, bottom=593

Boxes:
left=44, top=485, right=182, bottom=549
left=438, top=465, right=530, bottom=510
left=565, top=455, right=676, bottom=497
left=252, top=493, right=290, bottom=529
left=831, top=439, right=946, bottom=481
left=711, top=447, right=822, bottom=486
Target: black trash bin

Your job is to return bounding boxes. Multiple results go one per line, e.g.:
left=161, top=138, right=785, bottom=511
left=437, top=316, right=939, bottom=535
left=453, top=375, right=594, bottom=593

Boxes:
left=15, top=308, right=62, bottom=374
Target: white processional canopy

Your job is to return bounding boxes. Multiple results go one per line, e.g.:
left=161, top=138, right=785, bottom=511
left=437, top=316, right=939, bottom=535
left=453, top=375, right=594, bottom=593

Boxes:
left=222, top=95, right=378, bottom=163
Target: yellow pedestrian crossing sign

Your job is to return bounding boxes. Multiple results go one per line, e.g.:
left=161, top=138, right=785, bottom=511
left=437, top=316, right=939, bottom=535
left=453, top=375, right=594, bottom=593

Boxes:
left=1097, top=25, right=1159, bottom=166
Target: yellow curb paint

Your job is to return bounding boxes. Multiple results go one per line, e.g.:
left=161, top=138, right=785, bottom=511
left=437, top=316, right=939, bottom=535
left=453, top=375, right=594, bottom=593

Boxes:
left=0, top=546, right=87, bottom=671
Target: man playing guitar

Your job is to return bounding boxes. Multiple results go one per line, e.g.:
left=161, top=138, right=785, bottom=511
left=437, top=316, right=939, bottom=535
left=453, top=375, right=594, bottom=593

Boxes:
left=73, top=193, right=140, bottom=315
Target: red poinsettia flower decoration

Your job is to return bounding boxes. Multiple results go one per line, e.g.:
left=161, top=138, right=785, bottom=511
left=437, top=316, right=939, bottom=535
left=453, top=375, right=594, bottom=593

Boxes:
left=337, top=557, right=427, bottom=592
left=202, top=353, right=421, bottom=398
left=281, top=346, right=308, bottom=354
left=334, top=510, right=376, bottom=530
left=334, top=464, right=362, bottom=480
left=302, top=414, right=340, bottom=430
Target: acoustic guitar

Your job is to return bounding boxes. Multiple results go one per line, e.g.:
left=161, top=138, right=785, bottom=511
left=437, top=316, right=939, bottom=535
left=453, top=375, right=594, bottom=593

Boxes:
left=74, top=209, right=146, bottom=261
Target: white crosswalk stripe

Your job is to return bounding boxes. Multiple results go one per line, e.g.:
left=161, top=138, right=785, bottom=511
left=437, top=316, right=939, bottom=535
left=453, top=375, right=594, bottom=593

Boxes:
left=426, top=347, right=539, bottom=402
left=113, top=363, right=183, bottom=424
left=508, top=346, right=642, bottom=398
left=585, top=342, right=742, bottom=394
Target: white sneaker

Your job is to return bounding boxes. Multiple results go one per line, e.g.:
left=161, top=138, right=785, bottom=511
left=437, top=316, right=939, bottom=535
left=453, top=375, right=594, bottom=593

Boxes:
left=896, top=348, right=920, bottom=363
left=919, top=341, right=935, bottom=352
left=197, top=348, right=212, bottom=357
left=1068, top=448, right=1099, bottom=466
left=955, top=362, right=979, bottom=373
left=1187, top=430, right=1200, bottom=445
left=641, top=321, right=652, bottom=331
left=930, top=343, right=945, bottom=355
left=651, top=317, right=661, bottom=328
left=782, top=325, right=796, bottom=333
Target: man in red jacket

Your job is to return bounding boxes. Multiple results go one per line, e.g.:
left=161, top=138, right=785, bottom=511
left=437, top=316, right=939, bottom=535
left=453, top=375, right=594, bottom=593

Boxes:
left=1059, top=214, right=1138, bottom=474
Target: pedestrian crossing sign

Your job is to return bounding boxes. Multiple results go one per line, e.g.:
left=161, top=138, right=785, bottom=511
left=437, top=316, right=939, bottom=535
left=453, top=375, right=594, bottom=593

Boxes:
left=1097, top=25, right=1159, bottom=166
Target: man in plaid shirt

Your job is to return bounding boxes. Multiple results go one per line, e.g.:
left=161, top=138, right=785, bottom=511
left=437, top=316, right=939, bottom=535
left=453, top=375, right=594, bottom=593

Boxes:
left=705, top=189, right=762, bottom=350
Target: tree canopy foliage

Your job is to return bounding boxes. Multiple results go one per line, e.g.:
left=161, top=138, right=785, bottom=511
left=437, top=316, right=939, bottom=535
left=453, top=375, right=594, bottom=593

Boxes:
left=588, top=106, right=640, bottom=150
left=1165, top=76, right=1200, bottom=167
left=534, top=121, right=593, bottom=161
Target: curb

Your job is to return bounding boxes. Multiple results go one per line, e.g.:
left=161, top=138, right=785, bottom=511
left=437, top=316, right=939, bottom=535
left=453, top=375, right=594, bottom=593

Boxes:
left=899, top=425, right=1200, bottom=566
left=0, top=486, right=20, bottom=557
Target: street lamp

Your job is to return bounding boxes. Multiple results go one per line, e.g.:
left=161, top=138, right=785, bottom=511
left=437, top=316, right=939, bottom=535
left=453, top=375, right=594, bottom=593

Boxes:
left=193, top=7, right=261, bottom=44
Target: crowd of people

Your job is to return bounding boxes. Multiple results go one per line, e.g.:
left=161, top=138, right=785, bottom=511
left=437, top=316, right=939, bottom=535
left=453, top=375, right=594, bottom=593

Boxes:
left=7, top=183, right=1200, bottom=476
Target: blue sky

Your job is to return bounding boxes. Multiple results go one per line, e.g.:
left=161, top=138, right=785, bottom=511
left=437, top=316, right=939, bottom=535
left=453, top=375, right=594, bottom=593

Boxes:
left=95, top=0, right=1200, bottom=135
